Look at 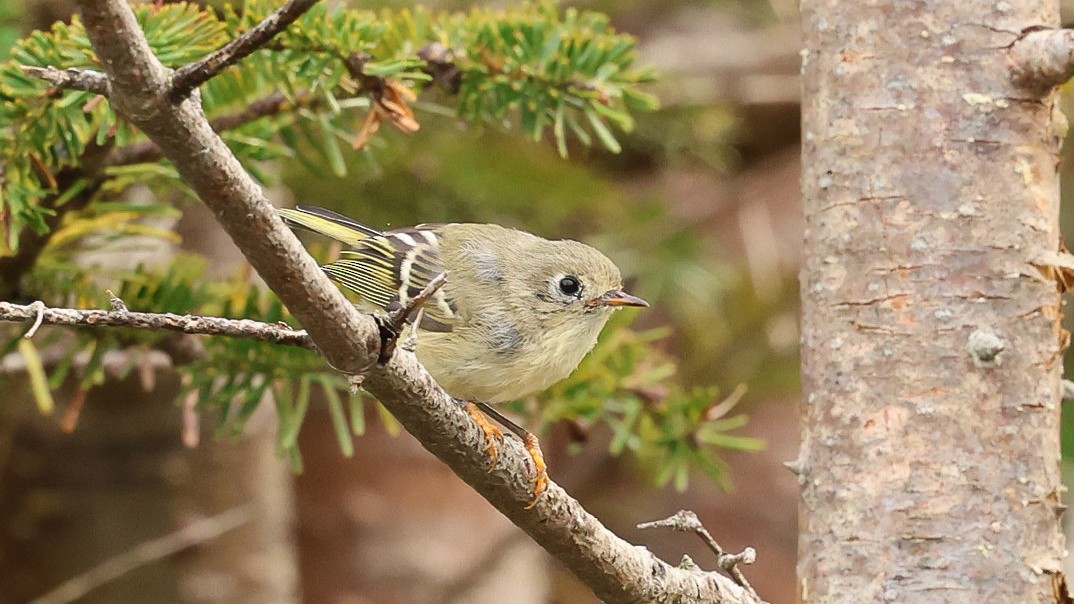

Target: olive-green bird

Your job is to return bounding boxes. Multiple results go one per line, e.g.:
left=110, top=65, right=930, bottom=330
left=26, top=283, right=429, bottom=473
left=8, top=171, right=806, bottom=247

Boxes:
left=279, top=205, right=647, bottom=500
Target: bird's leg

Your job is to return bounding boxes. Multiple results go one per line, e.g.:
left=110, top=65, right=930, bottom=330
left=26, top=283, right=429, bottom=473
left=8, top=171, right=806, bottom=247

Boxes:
left=460, top=400, right=504, bottom=463
left=474, top=402, right=548, bottom=507
left=455, top=399, right=549, bottom=506
left=377, top=273, right=447, bottom=365
left=400, top=309, right=423, bottom=352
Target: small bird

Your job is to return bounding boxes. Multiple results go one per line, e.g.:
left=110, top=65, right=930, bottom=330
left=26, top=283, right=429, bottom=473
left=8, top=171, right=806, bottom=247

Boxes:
left=279, top=205, right=647, bottom=501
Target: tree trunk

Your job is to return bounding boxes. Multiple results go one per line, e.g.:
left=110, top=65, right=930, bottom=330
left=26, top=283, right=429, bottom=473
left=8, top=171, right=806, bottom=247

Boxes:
left=799, top=1, right=1067, bottom=601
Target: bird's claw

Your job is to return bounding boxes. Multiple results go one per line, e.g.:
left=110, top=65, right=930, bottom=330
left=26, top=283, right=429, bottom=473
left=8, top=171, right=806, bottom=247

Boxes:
left=463, top=401, right=548, bottom=508
left=465, top=402, right=505, bottom=467
left=523, top=433, right=548, bottom=509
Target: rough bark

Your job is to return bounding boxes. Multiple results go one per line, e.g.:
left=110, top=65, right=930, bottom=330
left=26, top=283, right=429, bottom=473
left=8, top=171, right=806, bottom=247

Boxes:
left=799, top=1, right=1067, bottom=602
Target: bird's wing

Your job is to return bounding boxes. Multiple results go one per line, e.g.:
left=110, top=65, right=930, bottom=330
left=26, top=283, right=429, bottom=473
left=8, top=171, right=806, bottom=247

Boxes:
left=323, top=226, right=459, bottom=333
left=280, top=205, right=458, bottom=331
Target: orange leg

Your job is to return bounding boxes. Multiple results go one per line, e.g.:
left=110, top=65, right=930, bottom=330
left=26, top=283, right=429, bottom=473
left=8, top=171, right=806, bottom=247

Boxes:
left=470, top=401, right=549, bottom=507
left=465, top=402, right=504, bottom=464
left=522, top=432, right=548, bottom=509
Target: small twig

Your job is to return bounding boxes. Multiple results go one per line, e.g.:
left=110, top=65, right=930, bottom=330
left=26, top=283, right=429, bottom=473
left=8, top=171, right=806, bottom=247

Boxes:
left=392, top=273, right=448, bottom=330
left=1062, top=379, right=1074, bottom=401
left=0, top=301, right=314, bottom=350
left=20, top=65, right=110, bottom=95
left=782, top=458, right=805, bottom=476
left=719, top=548, right=757, bottom=573
left=1009, top=27, right=1074, bottom=93
left=401, top=308, right=423, bottom=351
left=28, top=505, right=254, bottom=604
left=638, top=509, right=757, bottom=593
left=213, top=91, right=316, bottom=132
left=168, top=0, right=322, bottom=100
left=376, top=273, right=448, bottom=364
left=106, top=289, right=128, bottom=312
left=24, top=301, right=46, bottom=339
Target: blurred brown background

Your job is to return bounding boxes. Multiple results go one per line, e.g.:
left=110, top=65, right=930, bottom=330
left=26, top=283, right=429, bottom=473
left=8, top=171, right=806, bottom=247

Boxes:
left=0, top=1, right=809, bottom=603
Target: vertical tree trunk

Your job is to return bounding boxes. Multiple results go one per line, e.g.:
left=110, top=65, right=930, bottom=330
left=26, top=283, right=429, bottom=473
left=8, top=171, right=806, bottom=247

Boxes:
left=799, top=1, right=1066, bottom=601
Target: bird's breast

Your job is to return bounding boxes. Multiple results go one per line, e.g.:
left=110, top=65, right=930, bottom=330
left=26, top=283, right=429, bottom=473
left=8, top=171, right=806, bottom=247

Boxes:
left=413, top=312, right=608, bottom=403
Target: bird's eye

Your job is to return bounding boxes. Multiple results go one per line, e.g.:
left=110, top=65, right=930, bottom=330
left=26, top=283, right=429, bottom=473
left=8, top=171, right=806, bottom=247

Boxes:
left=558, top=276, right=581, bottom=296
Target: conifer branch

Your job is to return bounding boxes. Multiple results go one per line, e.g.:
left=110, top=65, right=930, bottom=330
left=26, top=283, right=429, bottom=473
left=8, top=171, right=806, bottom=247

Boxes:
left=0, top=301, right=314, bottom=349
left=19, top=65, right=110, bottom=95
left=168, top=0, right=321, bottom=100
left=0, top=142, right=113, bottom=300
left=106, top=91, right=319, bottom=167
left=77, top=0, right=374, bottom=374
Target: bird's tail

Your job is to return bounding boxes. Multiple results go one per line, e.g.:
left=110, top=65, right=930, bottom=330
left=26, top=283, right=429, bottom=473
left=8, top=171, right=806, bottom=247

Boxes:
left=278, top=205, right=383, bottom=246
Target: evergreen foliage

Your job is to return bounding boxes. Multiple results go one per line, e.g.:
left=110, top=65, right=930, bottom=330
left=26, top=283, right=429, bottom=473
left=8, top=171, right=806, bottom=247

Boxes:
left=0, top=0, right=760, bottom=488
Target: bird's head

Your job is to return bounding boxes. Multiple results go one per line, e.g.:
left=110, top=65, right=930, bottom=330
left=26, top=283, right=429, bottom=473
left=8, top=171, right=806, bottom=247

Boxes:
left=522, top=239, right=648, bottom=325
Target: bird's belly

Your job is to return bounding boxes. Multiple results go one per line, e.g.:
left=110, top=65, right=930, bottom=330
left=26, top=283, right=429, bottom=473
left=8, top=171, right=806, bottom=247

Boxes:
left=415, top=330, right=594, bottom=403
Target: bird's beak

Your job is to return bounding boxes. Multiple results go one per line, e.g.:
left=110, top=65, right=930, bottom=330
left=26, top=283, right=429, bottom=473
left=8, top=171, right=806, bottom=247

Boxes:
left=588, top=290, right=649, bottom=308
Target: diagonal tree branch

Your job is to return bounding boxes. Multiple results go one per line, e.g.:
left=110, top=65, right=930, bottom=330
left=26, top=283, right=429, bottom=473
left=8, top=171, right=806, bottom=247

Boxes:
left=49, top=1, right=765, bottom=601
left=3, top=296, right=764, bottom=604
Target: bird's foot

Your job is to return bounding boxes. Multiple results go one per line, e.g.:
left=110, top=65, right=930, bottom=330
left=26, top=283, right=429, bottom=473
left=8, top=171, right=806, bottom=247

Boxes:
left=400, top=310, right=423, bottom=352
left=464, top=401, right=505, bottom=465
left=522, top=432, right=548, bottom=509
left=463, top=401, right=550, bottom=508
left=472, top=401, right=549, bottom=505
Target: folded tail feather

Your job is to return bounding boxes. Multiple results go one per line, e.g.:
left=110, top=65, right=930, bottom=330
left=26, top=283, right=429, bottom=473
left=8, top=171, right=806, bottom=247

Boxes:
left=278, top=205, right=382, bottom=246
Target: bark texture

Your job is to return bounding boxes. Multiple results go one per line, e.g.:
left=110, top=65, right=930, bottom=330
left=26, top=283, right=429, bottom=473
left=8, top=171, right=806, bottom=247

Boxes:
left=799, top=1, right=1067, bottom=602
